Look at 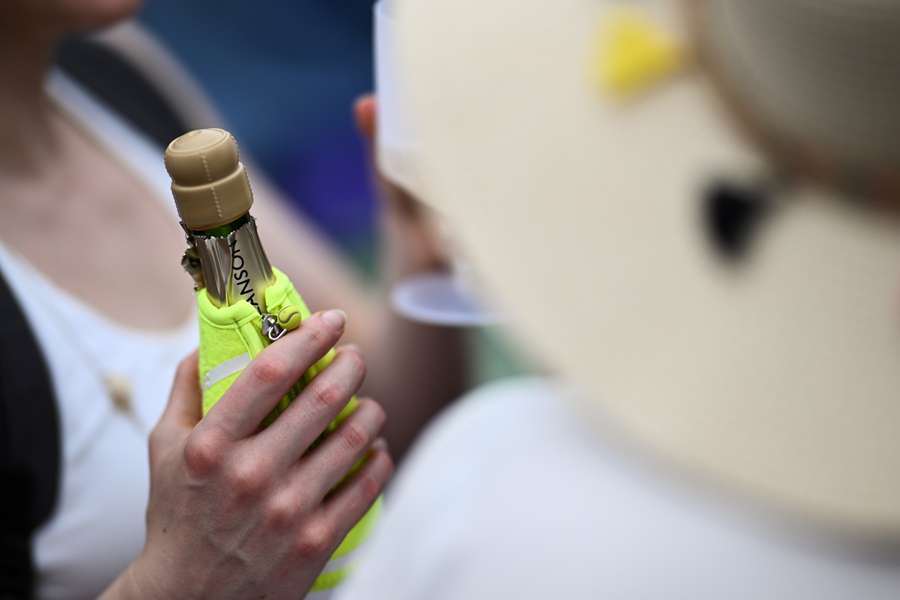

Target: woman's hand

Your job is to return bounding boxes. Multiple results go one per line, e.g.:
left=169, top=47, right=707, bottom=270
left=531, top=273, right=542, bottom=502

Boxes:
left=103, top=309, right=393, bottom=600
left=354, top=94, right=451, bottom=278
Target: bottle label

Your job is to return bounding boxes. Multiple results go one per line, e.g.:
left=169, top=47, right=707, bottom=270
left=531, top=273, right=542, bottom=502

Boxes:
left=230, top=237, right=262, bottom=311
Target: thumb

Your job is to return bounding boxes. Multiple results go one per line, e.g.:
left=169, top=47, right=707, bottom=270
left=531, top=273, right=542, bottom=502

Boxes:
left=159, top=349, right=202, bottom=431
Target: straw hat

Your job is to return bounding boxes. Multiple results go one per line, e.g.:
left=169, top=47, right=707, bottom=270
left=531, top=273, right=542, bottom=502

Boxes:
left=389, top=0, right=900, bottom=539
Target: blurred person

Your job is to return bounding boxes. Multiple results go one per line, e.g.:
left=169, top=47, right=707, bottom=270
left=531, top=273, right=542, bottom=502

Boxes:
left=336, top=0, right=900, bottom=598
left=0, top=1, right=464, bottom=598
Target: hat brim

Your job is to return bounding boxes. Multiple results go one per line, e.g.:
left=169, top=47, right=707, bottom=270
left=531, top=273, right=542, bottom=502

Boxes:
left=397, top=0, right=900, bottom=537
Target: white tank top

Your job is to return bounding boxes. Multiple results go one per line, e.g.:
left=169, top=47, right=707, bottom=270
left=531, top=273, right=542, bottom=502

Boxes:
left=0, top=71, right=197, bottom=599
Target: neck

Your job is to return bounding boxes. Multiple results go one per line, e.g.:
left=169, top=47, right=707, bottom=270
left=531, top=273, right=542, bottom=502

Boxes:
left=0, top=19, right=63, bottom=174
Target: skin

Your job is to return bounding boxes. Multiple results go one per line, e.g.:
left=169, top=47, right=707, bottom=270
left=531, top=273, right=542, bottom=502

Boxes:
left=102, top=312, right=394, bottom=599
left=0, top=0, right=460, bottom=595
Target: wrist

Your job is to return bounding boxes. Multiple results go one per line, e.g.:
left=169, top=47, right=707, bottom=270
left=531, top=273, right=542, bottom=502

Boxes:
left=98, top=561, right=142, bottom=600
left=102, top=552, right=173, bottom=600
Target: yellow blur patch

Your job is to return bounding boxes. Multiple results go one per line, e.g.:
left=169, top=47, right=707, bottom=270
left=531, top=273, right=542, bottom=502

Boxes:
left=595, top=9, right=685, bottom=99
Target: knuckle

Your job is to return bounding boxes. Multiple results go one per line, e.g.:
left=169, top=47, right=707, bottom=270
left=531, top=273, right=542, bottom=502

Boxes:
left=263, top=493, right=299, bottom=529
left=225, top=457, right=271, bottom=498
left=251, top=355, right=291, bottom=386
left=304, top=319, right=327, bottom=347
left=310, top=380, right=342, bottom=411
left=340, top=423, right=370, bottom=453
left=294, top=522, right=335, bottom=560
left=183, top=431, right=224, bottom=477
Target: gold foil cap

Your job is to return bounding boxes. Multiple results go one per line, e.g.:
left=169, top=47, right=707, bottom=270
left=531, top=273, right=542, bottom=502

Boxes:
left=165, top=128, right=253, bottom=230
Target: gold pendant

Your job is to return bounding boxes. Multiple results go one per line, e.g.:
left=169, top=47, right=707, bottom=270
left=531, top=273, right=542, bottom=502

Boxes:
left=104, top=374, right=133, bottom=416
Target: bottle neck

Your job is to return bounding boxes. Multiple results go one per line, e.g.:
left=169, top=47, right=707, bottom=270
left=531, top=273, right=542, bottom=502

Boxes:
left=193, top=214, right=253, bottom=239
left=186, top=215, right=274, bottom=312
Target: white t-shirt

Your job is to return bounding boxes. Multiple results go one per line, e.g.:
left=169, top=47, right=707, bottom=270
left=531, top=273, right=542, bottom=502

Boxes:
left=0, top=72, right=197, bottom=599
left=336, top=377, right=900, bottom=599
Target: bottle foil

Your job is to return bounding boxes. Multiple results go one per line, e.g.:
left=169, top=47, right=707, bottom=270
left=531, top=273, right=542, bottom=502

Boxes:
left=187, top=218, right=274, bottom=313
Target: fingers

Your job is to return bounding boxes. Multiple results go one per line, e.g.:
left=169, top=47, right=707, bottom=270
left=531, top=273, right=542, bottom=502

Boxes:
left=283, top=398, right=386, bottom=503
left=353, top=94, right=376, bottom=141
left=321, top=440, right=393, bottom=541
left=201, top=310, right=347, bottom=441
left=252, top=347, right=369, bottom=471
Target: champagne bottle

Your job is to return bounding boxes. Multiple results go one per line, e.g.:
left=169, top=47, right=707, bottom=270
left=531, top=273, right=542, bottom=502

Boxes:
left=164, top=129, right=378, bottom=595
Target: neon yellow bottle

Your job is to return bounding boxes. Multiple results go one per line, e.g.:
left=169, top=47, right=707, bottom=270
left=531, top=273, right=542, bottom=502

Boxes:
left=165, top=128, right=379, bottom=594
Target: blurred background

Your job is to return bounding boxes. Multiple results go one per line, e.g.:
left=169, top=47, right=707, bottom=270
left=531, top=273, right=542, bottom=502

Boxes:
left=139, top=0, right=529, bottom=383
left=141, top=1, right=378, bottom=269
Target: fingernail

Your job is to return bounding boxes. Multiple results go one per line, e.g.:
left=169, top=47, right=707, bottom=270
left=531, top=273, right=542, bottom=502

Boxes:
left=368, top=438, right=389, bottom=460
left=321, top=309, right=347, bottom=330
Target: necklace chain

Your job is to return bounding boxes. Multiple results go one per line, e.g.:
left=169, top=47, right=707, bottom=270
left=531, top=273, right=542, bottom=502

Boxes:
left=35, top=294, right=149, bottom=435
